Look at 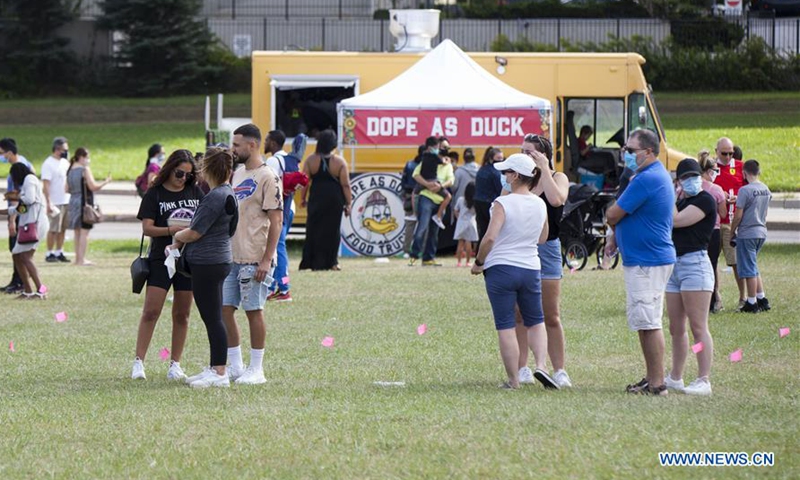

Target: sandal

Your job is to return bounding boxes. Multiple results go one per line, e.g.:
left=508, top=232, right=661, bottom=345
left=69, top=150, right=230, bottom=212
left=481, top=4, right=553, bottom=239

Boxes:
left=625, top=377, right=649, bottom=394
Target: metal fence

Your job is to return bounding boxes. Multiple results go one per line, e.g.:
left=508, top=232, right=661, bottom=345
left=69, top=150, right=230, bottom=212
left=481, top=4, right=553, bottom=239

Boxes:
left=207, top=17, right=800, bottom=56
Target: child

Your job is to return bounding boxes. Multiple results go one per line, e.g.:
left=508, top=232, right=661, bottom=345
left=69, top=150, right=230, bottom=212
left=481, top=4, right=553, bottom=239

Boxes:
left=730, top=159, right=771, bottom=313
left=415, top=148, right=451, bottom=230
left=453, top=182, right=478, bottom=267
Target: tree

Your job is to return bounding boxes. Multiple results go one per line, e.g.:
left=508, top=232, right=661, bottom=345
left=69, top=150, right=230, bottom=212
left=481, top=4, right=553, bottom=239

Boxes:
left=0, top=0, right=78, bottom=96
left=99, top=0, right=223, bottom=96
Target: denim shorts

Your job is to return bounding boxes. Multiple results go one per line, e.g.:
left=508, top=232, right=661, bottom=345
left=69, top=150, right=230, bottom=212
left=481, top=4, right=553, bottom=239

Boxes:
left=666, top=250, right=714, bottom=293
left=736, top=237, right=765, bottom=279
left=483, top=264, right=544, bottom=330
left=538, top=238, right=563, bottom=280
left=623, top=264, right=673, bottom=331
left=222, top=263, right=272, bottom=311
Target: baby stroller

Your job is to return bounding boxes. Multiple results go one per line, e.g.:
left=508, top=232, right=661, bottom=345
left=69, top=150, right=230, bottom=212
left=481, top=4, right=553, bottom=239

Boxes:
left=558, top=184, right=619, bottom=271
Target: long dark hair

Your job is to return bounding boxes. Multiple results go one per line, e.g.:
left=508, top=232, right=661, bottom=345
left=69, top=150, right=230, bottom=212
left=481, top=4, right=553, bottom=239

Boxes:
left=67, top=147, right=89, bottom=173
left=153, top=149, right=197, bottom=188
left=523, top=133, right=554, bottom=170
left=464, top=182, right=475, bottom=209
left=9, top=162, right=32, bottom=188
left=145, top=143, right=162, bottom=170
left=315, top=129, right=337, bottom=155
left=482, top=147, right=501, bottom=167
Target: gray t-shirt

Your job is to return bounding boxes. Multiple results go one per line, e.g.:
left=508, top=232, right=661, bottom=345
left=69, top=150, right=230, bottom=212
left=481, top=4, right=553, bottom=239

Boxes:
left=185, top=184, right=236, bottom=265
left=735, top=182, right=771, bottom=239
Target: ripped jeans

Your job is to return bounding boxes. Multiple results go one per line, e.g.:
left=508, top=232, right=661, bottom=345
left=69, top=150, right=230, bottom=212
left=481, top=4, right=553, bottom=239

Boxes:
left=222, top=263, right=274, bottom=311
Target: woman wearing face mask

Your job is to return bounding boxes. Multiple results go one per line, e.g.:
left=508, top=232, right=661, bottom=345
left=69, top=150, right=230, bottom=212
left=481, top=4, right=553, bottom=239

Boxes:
left=664, top=159, right=717, bottom=396
left=66, top=148, right=111, bottom=265
left=471, top=153, right=558, bottom=390
left=473, top=147, right=504, bottom=245
left=698, top=151, right=727, bottom=313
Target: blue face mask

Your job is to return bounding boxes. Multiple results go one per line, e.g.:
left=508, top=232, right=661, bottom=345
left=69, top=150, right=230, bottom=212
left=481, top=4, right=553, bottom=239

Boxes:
left=0, top=154, right=7, bottom=164
left=430, top=148, right=439, bottom=156
left=500, top=172, right=511, bottom=192
left=623, top=151, right=639, bottom=171
left=681, top=176, right=703, bottom=197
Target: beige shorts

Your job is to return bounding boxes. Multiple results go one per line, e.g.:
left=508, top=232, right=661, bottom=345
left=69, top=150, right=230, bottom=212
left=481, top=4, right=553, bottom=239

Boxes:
left=48, top=205, right=69, bottom=233
left=624, top=264, right=673, bottom=331
left=720, top=223, right=736, bottom=266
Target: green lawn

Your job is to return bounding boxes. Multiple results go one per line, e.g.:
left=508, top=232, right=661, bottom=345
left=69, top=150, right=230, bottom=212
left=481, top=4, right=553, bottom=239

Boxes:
left=0, top=242, right=796, bottom=478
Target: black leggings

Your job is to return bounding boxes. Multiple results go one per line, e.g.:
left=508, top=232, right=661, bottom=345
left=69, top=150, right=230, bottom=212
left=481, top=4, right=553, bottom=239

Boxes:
left=190, top=263, right=232, bottom=367
left=475, top=200, right=492, bottom=246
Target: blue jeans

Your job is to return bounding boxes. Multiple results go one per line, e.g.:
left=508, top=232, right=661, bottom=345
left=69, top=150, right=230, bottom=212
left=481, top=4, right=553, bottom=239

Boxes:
left=410, top=195, right=440, bottom=261
left=735, top=237, right=765, bottom=279
left=270, top=208, right=294, bottom=293
left=484, top=264, right=544, bottom=330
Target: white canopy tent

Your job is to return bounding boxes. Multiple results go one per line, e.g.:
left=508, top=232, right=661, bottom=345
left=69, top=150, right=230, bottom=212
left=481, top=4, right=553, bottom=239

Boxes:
left=337, top=39, right=551, bottom=150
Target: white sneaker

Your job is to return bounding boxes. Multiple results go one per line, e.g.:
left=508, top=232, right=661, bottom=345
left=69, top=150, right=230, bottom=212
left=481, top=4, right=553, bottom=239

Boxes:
left=166, top=361, right=186, bottom=381
left=185, top=366, right=212, bottom=384
left=553, top=369, right=573, bottom=388
left=684, top=377, right=712, bottom=396
left=235, top=366, right=267, bottom=385
left=227, top=363, right=246, bottom=381
left=131, top=358, right=146, bottom=379
left=189, top=369, right=230, bottom=389
left=519, top=366, right=535, bottom=384
left=665, top=372, right=685, bottom=392
left=432, top=215, right=446, bottom=230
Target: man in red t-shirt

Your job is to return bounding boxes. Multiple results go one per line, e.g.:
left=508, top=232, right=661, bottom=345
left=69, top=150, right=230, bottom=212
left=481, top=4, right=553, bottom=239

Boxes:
left=713, top=137, right=747, bottom=310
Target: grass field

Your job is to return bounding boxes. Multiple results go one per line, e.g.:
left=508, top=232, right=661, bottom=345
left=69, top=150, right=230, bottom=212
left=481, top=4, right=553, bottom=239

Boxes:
left=0, top=92, right=798, bottom=190
left=0, top=241, right=797, bottom=478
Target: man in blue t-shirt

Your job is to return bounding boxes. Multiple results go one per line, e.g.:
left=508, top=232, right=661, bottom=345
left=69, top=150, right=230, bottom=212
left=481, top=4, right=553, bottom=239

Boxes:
left=607, top=129, right=676, bottom=396
left=1, top=137, right=34, bottom=293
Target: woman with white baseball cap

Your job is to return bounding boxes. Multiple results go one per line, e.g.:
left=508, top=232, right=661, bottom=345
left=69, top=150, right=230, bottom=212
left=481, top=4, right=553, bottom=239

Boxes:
left=471, top=153, right=558, bottom=390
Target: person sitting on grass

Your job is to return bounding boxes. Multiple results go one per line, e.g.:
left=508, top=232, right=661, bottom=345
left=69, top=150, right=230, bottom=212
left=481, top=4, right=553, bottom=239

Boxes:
left=730, top=159, right=771, bottom=313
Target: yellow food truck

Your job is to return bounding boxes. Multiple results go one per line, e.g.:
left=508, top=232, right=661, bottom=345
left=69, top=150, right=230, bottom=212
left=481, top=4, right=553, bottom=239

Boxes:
left=250, top=44, right=685, bottom=228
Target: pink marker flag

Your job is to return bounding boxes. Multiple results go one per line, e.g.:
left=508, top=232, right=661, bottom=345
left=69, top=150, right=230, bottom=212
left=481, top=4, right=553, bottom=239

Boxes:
left=569, top=268, right=576, bottom=274
left=55, top=311, right=68, bottom=323
left=729, top=348, right=743, bottom=363
left=692, top=342, right=704, bottom=354
left=417, top=324, right=427, bottom=335
left=282, top=276, right=290, bottom=285
left=779, top=327, right=790, bottom=338
left=159, top=347, right=170, bottom=361
left=321, top=336, right=335, bottom=348
left=38, top=284, right=48, bottom=294
left=9, top=341, right=14, bottom=353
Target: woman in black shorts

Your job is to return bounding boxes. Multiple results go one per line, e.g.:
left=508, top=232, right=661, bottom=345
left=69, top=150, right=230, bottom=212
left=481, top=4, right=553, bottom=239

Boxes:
left=131, top=150, right=204, bottom=381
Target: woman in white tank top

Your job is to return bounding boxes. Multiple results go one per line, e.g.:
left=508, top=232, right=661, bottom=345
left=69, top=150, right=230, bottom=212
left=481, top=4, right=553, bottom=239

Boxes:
left=471, top=154, right=559, bottom=390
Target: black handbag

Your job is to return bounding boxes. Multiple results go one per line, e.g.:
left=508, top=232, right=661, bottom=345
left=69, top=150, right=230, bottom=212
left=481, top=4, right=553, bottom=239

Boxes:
left=130, top=235, right=149, bottom=294
left=176, top=245, right=192, bottom=278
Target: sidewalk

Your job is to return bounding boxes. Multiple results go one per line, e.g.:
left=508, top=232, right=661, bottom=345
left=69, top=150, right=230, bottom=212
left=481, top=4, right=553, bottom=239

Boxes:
left=1, top=181, right=799, bottom=239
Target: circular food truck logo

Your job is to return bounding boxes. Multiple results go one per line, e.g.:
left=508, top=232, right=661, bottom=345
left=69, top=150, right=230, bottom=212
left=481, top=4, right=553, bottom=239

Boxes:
left=341, top=173, right=405, bottom=257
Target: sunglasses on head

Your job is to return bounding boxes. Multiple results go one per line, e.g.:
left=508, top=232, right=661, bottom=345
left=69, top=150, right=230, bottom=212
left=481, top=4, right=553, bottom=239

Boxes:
left=174, top=170, right=193, bottom=179
left=719, top=151, right=734, bottom=156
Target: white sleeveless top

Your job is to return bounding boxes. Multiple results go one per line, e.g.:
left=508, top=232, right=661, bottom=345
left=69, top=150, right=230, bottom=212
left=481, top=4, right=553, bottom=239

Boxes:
left=484, top=193, right=547, bottom=270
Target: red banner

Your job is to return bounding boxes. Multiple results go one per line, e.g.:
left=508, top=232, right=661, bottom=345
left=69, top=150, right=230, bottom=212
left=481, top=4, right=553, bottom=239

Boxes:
left=341, top=108, right=550, bottom=147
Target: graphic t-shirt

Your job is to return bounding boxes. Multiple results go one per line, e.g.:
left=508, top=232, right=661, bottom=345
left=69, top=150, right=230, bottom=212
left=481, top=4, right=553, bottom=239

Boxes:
left=713, top=159, right=745, bottom=225
left=40, top=155, right=71, bottom=205
left=736, top=182, right=772, bottom=240
left=230, top=162, right=283, bottom=264
left=672, top=191, right=717, bottom=256
left=137, top=184, right=205, bottom=260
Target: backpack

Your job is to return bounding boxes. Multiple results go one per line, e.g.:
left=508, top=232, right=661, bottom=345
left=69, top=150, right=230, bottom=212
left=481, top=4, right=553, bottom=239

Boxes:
left=135, top=172, right=149, bottom=198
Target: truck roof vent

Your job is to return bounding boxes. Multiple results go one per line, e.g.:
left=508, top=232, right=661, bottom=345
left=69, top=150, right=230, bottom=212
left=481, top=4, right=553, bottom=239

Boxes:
left=389, top=9, right=440, bottom=53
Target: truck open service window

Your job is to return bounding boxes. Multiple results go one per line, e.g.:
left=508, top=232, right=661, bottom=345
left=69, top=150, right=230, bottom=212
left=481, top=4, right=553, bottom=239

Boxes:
left=270, top=75, right=359, bottom=139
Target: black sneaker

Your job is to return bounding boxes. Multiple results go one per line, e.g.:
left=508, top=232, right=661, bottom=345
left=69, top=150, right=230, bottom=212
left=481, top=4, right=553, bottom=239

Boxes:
left=56, top=253, right=70, bottom=263
left=741, top=301, right=760, bottom=313
left=757, top=297, right=771, bottom=312
left=4, top=284, right=23, bottom=294
left=45, top=254, right=58, bottom=263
